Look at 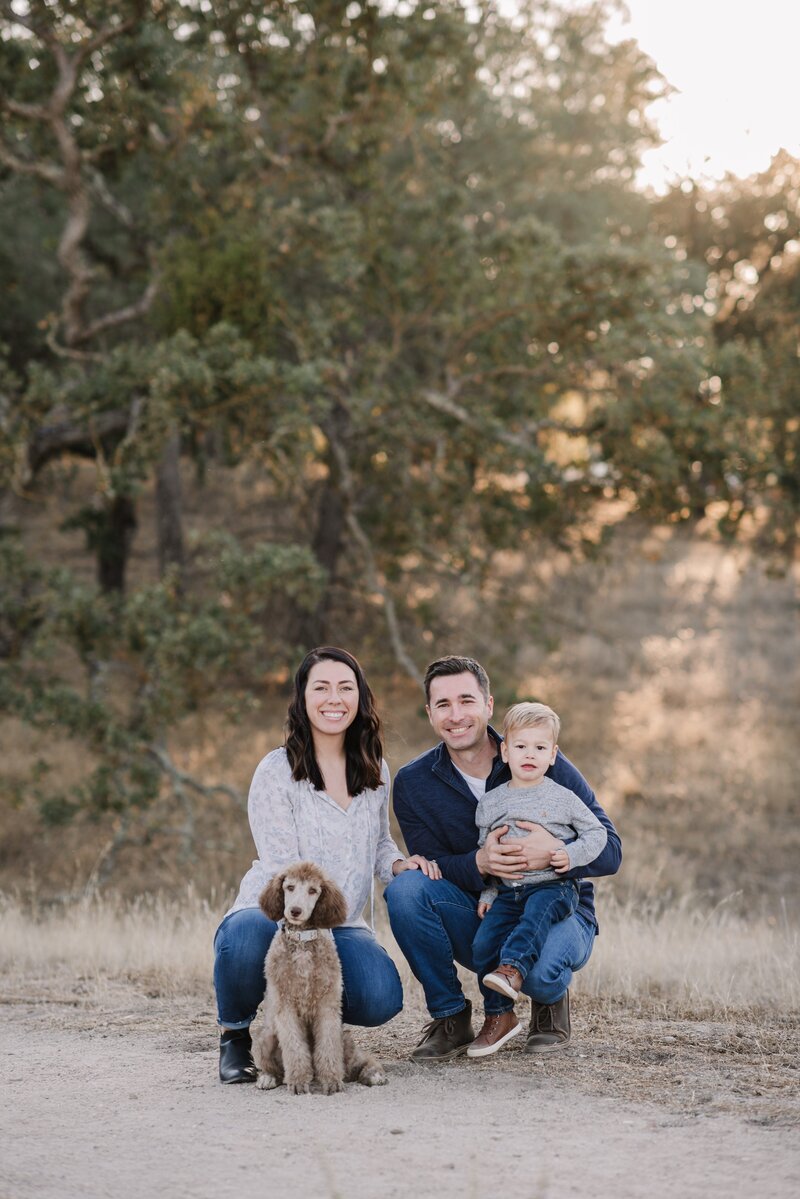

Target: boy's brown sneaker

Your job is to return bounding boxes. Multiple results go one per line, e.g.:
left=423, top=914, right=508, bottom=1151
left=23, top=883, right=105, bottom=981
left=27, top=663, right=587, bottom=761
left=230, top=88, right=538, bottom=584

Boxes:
left=482, top=964, right=523, bottom=1002
left=524, top=990, right=571, bottom=1053
left=466, top=1011, right=521, bottom=1058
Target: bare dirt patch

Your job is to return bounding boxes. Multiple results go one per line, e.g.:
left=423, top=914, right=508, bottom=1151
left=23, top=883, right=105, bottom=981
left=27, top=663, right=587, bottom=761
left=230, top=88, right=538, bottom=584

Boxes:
left=2, top=978, right=798, bottom=1199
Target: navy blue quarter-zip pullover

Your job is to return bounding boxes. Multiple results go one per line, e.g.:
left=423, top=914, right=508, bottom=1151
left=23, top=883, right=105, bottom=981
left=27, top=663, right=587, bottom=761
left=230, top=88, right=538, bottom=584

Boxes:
left=392, top=727, right=621, bottom=929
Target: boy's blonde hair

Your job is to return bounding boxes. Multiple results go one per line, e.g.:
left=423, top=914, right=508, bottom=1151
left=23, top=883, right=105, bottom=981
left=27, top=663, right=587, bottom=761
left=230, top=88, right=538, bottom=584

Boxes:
left=502, top=701, right=560, bottom=744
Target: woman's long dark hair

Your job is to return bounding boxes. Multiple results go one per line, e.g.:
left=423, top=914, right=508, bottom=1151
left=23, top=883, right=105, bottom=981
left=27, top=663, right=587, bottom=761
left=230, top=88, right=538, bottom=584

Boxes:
left=285, top=647, right=384, bottom=795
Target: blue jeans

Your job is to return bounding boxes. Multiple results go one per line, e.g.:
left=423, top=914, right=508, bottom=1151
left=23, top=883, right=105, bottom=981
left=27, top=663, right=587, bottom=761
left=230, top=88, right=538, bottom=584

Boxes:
left=384, top=871, right=595, bottom=1019
left=472, top=880, right=579, bottom=1013
left=213, top=907, right=403, bottom=1029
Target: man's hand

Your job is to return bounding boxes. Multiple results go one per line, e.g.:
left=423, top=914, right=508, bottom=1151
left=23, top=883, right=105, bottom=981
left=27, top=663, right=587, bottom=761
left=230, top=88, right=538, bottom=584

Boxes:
left=392, top=854, right=442, bottom=879
left=477, top=901, right=490, bottom=919
left=550, top=847, right=570, bottom=874
left=475, top=826, right=528, bottom=880
left=513, top=820, right=564, bottom=870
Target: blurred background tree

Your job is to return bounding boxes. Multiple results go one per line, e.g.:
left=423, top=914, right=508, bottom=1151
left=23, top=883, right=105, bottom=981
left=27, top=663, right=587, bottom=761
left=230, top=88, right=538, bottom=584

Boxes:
left=652, top=152, right=800, bottom=545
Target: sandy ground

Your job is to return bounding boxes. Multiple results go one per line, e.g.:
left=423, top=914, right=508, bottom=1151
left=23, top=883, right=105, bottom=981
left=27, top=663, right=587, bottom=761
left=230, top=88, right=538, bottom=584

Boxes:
left=2, top=982, right=799, bottom=1199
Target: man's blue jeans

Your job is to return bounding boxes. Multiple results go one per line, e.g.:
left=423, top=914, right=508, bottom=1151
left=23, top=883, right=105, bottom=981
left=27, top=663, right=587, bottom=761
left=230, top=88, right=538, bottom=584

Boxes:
left=213, top=907, right=403, bottom=1029
left=472, top=879, right=579, bottom=1014
left=384, top=871, right=595, bottom=1019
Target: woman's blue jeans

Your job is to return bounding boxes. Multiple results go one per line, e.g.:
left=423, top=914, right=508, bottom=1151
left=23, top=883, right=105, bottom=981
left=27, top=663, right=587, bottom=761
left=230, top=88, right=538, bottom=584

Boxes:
left=213, top=907, right=403, bottom=1029
left=384, top=871, right=595, bottom=1020
left=472, top=879, right=580, bottom=1014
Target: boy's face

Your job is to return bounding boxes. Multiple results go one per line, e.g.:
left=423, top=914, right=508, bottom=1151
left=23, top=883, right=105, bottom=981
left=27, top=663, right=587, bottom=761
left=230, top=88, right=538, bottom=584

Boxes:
left=501, top=725, right=557, bottom=787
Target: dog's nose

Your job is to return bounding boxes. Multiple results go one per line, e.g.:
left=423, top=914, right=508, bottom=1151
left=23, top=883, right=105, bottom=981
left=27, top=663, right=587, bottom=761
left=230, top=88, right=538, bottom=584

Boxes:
left=289, top=907, right=302, bottom=919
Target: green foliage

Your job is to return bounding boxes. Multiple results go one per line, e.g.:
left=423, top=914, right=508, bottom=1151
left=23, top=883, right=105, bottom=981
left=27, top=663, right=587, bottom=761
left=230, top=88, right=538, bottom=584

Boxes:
left=0, top=539, right=52, bottom=660
left=652, top=152, right=800, bottom=542
left=0, top=534, right=324, bottom=823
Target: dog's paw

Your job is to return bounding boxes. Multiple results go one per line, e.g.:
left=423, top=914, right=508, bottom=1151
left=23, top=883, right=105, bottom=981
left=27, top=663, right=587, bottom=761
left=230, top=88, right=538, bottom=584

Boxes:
left=318, top=1078, right=345, bottom=1096
left=256, top=1072, right=281, bottom=1091
left=287, top=1080, right=311, bottom=1095
left=359, top=1065, right=388, bottom=1087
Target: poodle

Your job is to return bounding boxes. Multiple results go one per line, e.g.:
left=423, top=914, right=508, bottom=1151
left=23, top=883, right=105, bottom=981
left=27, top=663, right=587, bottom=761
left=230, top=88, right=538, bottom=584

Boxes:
left=253, top=861, right=387, bottom=1094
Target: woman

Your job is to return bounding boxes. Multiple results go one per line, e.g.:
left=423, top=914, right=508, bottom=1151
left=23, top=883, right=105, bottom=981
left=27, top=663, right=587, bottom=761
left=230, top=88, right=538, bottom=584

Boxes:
left=213, top=645, right=439, bottom=1083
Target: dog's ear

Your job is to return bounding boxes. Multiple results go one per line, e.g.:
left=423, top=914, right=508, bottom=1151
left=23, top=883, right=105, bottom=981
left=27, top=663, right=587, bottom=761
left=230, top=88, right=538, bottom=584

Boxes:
left=259, top=871, right=287, bottom=922
left=310, top=877, right=348, bottom=929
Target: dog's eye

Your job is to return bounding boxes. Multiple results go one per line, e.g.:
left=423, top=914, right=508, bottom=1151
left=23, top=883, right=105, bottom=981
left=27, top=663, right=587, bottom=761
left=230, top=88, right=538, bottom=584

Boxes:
left=308, top=887, right=318, bottom=895
left=286, top=884, right=295, bottom=892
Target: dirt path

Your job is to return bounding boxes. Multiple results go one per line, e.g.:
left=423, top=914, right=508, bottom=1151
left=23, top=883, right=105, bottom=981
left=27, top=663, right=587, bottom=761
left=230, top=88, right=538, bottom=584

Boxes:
left=2, top=988, right=798, bottom=1199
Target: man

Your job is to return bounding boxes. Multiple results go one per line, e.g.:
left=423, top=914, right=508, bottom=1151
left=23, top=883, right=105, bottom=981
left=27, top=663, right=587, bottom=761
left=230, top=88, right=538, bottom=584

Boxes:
left=385, top=655, right=621, bottom=1061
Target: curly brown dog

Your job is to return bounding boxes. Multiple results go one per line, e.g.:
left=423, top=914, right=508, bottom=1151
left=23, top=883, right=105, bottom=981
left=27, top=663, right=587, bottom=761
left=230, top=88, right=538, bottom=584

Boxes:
left=253, top=861, right=387, bottom=1094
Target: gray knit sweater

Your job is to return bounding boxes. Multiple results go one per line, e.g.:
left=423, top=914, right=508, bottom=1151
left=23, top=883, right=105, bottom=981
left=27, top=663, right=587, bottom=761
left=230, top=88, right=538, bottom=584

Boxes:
left=476, top=777, right=607, bottom=908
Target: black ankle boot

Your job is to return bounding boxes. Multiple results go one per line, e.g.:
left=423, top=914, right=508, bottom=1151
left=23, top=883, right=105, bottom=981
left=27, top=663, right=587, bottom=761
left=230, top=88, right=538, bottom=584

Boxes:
left=219, top=1027, right=257, bottom=1084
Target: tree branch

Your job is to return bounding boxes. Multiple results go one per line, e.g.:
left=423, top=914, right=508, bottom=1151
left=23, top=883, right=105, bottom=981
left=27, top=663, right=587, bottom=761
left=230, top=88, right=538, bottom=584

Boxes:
left=455, top=364, right=552, bottom=388
left=420, top=384, right=540, bottom=454
left=75, top=16, right=137, bottom=69
left=87, top=167, right=136, bottom=230
left=5, top=97, right=50, bottom=121
left=421, top=374, right=592, bottom=451
left=44, top=327, right=103, bottom=362
left=0, top=140, right=62, bottom=185
left=74, top=271, right=161, bottom=345
left=2, top=7, right=151, bottom=350
left=146, top=743, right=245, bottom=809
left=82, top=812, right=133, bottom=894
left=26, top=408, right=132, bottom=478
left=452, top=305, right=538, bottom=357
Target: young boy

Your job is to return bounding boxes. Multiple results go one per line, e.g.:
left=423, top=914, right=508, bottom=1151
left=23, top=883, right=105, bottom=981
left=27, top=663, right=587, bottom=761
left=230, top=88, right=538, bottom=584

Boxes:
left=467, top=701, right=607, bottom=1058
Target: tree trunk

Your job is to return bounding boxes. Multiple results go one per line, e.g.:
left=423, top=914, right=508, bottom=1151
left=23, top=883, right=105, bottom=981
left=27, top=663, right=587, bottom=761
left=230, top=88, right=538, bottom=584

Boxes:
left=292, top=402, right=349, bottom=647
left=155, top=429, right=186, bottom=582
left=306, top=481, right=347, bottom=643
left=96, top=495, right=137, bottom=593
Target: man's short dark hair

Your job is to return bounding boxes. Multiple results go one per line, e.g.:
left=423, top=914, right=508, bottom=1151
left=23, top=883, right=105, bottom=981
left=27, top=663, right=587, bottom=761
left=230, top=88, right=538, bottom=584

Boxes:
left=423, top=656, right=491, bottom=703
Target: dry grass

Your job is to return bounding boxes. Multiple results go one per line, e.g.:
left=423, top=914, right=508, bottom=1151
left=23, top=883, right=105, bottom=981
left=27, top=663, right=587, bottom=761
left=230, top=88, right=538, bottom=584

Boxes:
left=1, top=887, right=798, bottom=1017
left=577, top=893, right=800, bottom=1012
left=0, top=889, right=216, bottom=994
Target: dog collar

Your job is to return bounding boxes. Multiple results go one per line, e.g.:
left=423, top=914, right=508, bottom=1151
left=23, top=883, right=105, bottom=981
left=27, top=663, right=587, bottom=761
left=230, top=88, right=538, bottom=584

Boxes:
left=277, top=919, right=333, bottom=943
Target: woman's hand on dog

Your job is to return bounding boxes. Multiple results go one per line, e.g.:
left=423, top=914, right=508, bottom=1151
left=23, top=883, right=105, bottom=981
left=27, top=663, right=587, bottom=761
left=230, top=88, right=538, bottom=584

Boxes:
left=392, top=854, right=442, bottom=880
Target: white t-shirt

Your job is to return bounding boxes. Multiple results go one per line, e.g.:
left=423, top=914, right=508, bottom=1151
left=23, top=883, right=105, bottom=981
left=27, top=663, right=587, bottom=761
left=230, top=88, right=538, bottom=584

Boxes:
left=455, top=766, right=487, bottom=800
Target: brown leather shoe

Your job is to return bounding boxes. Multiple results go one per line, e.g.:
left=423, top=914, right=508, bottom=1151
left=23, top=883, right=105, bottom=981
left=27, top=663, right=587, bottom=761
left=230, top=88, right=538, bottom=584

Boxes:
left=482, top=964, right=523, bottom=1002
left=525, top=990, right=571, bottom=1053
left=466, top=1011, right=521, bottom=1058
left=410, top=999, right=474, bottom=1062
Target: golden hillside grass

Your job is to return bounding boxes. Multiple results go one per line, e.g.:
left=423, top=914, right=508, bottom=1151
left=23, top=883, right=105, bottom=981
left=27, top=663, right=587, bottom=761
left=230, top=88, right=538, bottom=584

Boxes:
left=1, top=889, right=797, bottom=1016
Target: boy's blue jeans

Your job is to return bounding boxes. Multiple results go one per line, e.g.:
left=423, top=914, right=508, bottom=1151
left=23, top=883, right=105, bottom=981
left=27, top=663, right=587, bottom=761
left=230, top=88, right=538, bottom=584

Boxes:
left=472, top=879, right=579, bottom=1014
left=213, top=907, right=403, bottom=1029
left=385, top=871, right=595, bottom=1019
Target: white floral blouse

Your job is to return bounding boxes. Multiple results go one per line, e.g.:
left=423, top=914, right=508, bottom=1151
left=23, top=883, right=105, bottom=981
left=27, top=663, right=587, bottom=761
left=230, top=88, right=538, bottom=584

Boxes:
left=226, top=747, right=403, bottom=929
